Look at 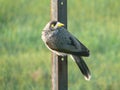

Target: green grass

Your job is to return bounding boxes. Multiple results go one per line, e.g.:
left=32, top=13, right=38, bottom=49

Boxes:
left=0, top=0, right=120, bottom=90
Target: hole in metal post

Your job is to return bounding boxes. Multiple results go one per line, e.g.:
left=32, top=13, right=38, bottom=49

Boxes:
left=61, top=2, right=64, bottom=5
left=61, top=57, right=64, bottom=61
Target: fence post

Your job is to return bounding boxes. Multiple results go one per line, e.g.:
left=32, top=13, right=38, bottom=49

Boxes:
left=51, top=0, right=68, bottom=90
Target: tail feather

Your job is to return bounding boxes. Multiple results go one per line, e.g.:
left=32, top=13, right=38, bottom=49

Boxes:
left=72, top=55, right=91, bottom=81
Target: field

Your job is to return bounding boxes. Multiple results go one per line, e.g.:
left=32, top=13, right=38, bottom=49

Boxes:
left=0, top=0, right=120, bottom=90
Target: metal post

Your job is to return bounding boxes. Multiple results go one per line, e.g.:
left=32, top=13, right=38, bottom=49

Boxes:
left=51, top=0, right=67, bottom=90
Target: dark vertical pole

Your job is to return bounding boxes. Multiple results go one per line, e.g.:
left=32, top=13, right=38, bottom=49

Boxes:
left=51, top=0, right=67, bottom=90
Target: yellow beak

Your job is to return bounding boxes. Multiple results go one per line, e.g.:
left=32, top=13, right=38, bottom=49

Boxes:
left=57, top=22, right=64, bottom=27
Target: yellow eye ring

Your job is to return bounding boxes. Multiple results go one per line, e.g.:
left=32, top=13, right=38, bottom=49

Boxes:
left=51, top=24, right=55, bottom=28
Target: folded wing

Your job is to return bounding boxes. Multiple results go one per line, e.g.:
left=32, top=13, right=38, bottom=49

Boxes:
left=46, top=32, right=89, bottom=57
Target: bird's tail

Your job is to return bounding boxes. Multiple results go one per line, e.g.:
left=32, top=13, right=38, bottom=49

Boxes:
left=72, top=55, right=91, bottom=81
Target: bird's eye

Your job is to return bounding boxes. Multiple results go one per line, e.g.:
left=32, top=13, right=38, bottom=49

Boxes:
left=51, top=24, right=55, bottom=28
left=50, top=21, right=57, bottom=28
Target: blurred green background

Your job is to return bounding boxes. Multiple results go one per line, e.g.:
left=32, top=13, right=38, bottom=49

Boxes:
left=0, top=0, right=120, bottom=90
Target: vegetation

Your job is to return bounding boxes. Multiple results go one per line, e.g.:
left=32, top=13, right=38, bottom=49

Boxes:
left=0, top=0, right=120, bottom=90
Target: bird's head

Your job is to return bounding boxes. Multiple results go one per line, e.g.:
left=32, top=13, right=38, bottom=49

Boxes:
left=43, top=21, right=64, bottom=31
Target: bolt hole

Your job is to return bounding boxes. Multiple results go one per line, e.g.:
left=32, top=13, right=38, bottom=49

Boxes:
left=61, top=2, right=64, bottom=5
left=61, top=57, right=64, bottom=61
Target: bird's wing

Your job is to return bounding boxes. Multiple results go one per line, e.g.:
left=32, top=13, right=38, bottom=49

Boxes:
left=46, top=34, right=90, bottom=57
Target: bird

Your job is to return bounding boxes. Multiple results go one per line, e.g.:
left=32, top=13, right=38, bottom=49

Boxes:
left=41, top=21, right=91, bottom=80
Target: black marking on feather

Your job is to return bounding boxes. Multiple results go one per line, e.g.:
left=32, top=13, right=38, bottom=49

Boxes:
left=75, top=38, right=89, bottom=52
left=68, top=37, right=78, bottom=49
